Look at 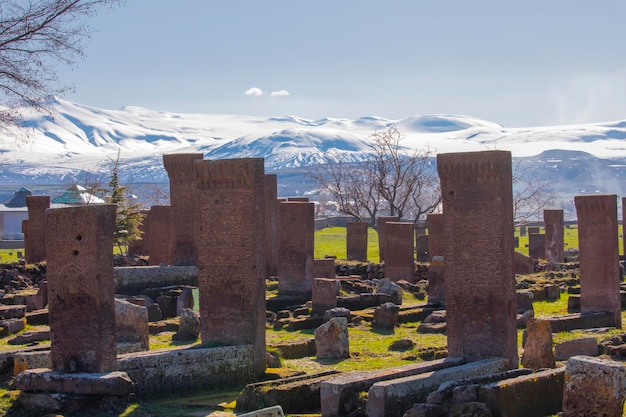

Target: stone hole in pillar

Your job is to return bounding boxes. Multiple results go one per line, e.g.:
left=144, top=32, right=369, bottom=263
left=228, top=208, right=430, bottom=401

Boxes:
left=75, top=234, right=83, bottom=242
left=72, top=250, right=79, bottom=256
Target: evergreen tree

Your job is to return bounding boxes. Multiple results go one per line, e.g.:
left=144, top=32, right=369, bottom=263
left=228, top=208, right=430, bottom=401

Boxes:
left=106, top=149, right=144, bottom=254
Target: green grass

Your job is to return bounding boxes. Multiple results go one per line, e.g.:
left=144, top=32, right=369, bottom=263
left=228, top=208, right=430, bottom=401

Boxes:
left=515, top=224, right=581, bottom=257
left=0, top=249, right=21, bottom=263
left=314, top=226, right=380, bottom=261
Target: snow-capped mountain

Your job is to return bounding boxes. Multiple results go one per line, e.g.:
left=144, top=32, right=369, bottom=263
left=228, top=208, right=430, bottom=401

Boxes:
left=2, top=97, right=626, bottom=202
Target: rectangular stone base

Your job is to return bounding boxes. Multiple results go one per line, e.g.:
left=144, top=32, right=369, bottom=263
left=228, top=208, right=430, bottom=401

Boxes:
left=548, top=312, right=616, bottom=332
left=14, top=369, right=135, bottom=396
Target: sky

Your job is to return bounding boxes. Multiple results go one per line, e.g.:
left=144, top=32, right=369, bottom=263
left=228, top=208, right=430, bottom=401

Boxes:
left=56, top=0, right=626, bottom=128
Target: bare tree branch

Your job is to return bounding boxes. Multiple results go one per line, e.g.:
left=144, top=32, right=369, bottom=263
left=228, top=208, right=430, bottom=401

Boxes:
left=0, top=0, right=123, bottom=127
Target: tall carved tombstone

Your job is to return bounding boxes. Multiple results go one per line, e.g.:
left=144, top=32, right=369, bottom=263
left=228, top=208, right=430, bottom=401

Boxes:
left=544, top=209, right=564, bottom=264
left=622, top=197, right=626, bottom=257
left=25, top=196, right=50, bottom=263
left=127, top=210, right=150, bottom=256
left=264, top=174, right=279, bottom=277
left=346, top=222, right=368, bottom=262
left=528, top=232, right=546, bottom=260
left=437, top=150, right=518, bottom=369
left=377, top=216, right=399, bottom=263
left=148, top=205, right=171, bottom=266
left=426, top=212, right=446, bottom=306
left=575, top=195, right=621, bottom=329
left=46, top=205, right=118, bottom=373
left=426, top=213, right=444, bottom=260
left=383, top=222, right=415, bottom=282
left=163, top=153, right=203, bottom=266
left=278, top=201, right=315, bottom=298
left=195, top=158, right=266, bottom=376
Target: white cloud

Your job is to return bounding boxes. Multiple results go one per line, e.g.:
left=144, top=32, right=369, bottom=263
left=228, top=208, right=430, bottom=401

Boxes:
left=270, top=90, right=291, bottom=97
left=244, top=87, right=263, bottom=96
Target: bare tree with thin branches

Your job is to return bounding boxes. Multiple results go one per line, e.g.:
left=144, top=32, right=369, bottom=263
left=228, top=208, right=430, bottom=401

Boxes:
left=512, top=160, right=557, bottom=224
left=0, top=0, right=123, bottom=126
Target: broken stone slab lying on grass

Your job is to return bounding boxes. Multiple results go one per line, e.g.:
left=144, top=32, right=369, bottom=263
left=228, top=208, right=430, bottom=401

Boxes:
left=236, top=370, right=341, bottom=414
left=14, top=368, right=135, bottom=396
left=365, top=358, right=509, bottom=417
left=238, top=405, right=285, bottom=417
left=320, top=357, right=463, bottom=417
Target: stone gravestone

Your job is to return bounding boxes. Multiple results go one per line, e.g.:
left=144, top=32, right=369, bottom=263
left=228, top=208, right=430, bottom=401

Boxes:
left=521, top=318, right=555, bottom=370
left=312, top=278, right=338, bottom=315
left=313, top=258, right=336, bottom=279
left=528, top=232, right=545, bottom=260
left=415, top=234, right=429, bottom=262
left=21, top=219, right=28, bottom=256
left=527, top=226, right=540, bottom=235
left=519, top=225, right=527, bottom=236
left=163, top=153, right=203, bottom=266
left=127, top=210, right=150, bottom=257
left=264, top=174, right=279, bottom=277
left=562, top=355, right=626, bottom=417
left=195, top=158, right=266, bottom=376
left=437, top=150, right=518, bottom=369
left=46, top=204, right=118, bottom=372
left=383, top=222, right=415, bottom=283
left=25, top=195, right=50, bottom=264
left=147, top=205, right=171, bottom=266
left=346, top=222, right=368, bottom=262
left=575, top=195, right=621, bottom=329
left=426, top=213, right=444, bottom=260
left=377, top=216, right=399, bottom=263
left=543, top=209, right=564, bottom=264
left=277, top=201, right=315, bottom=298
left=426, top=213, right=445, bottom=306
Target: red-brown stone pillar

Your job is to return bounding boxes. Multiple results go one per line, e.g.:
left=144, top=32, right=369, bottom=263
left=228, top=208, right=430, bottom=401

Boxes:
left=25, top=196, right=50, bottom=264
left=575, top=195, right=621, bottom=329
left=438, top=150, right=518, bottom=368
left=426, top=213, right=444, bottom=260
left=346, top=222, right=368, bottom=262
left=377, top=216, right=399, bottom=263
left=313, top=258, right=336, bottom=279
left=264, top=174, right=278, bottom=277
left=278, top=201, right=314, bottom=298
left=127, top=210, right=149, bottom=256
left=544, top=209, right=564, bottom=264
left=46, top=204, right=118, bottom=373
left=622, top=197, right=626, bottom=257
left=383, top=222, right=415, bottom=282
left=528, top=232, right=545, bottom=260
left=195, top=158, right=266, bottom=376
left=163, top=153, right=203, bottom=266
left=148, top=205, right=171, bottom=266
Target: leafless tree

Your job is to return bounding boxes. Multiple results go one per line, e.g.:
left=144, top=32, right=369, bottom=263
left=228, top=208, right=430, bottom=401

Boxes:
left=512, top=160, right=557, bottom=224
left=0, top=0, right=123, bottom=126
left=139, top=182, right=170, bottom=208
left=312, top=125, right=441, bottom=226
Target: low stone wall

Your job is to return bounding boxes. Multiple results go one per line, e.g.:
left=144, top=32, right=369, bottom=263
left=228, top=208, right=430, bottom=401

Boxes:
left=118, top=344, right=255, bottom=398
left=114, top=266, right=198, bottom=295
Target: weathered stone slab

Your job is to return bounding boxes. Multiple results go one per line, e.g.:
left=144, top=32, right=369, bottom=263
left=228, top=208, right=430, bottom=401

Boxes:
left=437, top=151, right=518, bottom=368
left=547, top=312, right=615, bottom=332
left=521, top=318, right=555, bottom=370
left=384, top=222, right=415, bottom=282
left=426, top=213, right=444, bottom=260
left=575, top=195, right=621, bottom=329
left=315, top=317, right=349, bottom=359
left=366, top=358, right=509, bottom=417
left=478, top=367, right=564, bottom=417
left=236, top=370, right=341, bottom=413
left=46, top=204, right=118, bottom=373
left=544, top=209, right=564, bottom=264
left=347, top=222, right=368, bottom=262
left=147, top=205, right=170, bottom=266
left=377, top=216, right=399, bottom=263
left=115, top=298, right=149, bottom=351
left=313, top=258, right=336, bottom=279
left=528, top=232, right=545, bottom=260
left=119, top=344, right=255, bottom=399
left=163, top=153, right=203, bottom=266
left=312, top=278, right=338, bottom=315
left=0, top=304, right=26, bottom=319
left=195, top=158, right=266, bottom=376
left=514, top=251, right=534, bottom=275
left=114, top=265, right=198, bottom=295
left=278, top=201, right=315, bottom=298
left=14, top=350, right=52, bottom=375
left=320, top=357, right=464, bottom=417
left=562, top=356, right=626, bottom=417
left=239, top=405, right=285, bottom=417
left=14, top=368, right=135, bottom=395
left=554, top=337, right=598, bottom=361
left=25, top=196, right=49, bottom=264
left=264, top=174, right=278, bottom=277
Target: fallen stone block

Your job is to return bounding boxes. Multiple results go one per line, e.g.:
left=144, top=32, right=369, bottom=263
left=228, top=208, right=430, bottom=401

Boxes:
left=554, top=337, right=598, bottom=361
left=269, top=339, right=315, bottom=359
left=0, top=304, right=26, bottom=319
left=14, top=351, right=51, bottom=375
left=321, top=357, right=463, bottom=417
left=238, top=405, right=285, bottom=417
left=547, top=312, right=615, bottom=332
left=14, top=368, right=135, bottom=396
left=365, top=358, right=509, bottom=417
left=114, top=265, right=198, bottom=295
left=0, top=318, right=25, bottom=336
left=479, top=367, right=564, bottom=417
left=236, top=370, right=341, bottom=413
